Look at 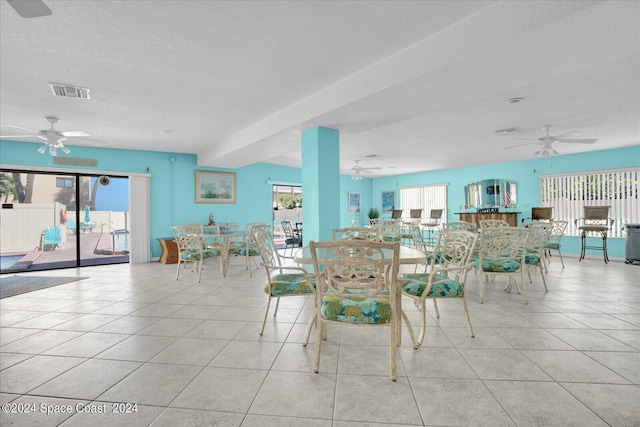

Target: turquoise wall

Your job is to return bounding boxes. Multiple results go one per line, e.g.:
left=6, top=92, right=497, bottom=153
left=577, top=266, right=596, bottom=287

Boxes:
left=2, top=140, right=638, bottom=260
left=365, top=145, right=640, bottom=259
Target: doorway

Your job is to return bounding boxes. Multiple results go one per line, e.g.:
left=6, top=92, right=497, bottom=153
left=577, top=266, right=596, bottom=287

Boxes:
left=0, top=169, right=130, bottom=273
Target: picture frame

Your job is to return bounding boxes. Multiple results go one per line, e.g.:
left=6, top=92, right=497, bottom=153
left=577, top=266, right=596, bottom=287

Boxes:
left=381, top=190, right=395, bottom=213
left=348, top=192, right=361, bottom=214
left=195, top=170, right=236, bottom=204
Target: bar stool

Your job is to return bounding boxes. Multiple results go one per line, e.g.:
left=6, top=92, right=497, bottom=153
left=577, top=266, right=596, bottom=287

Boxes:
left=575, top=206, right=614, bottom=263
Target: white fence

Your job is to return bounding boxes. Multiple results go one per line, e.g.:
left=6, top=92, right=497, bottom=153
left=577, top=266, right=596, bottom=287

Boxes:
left=0, top=203, right=128, bottom=253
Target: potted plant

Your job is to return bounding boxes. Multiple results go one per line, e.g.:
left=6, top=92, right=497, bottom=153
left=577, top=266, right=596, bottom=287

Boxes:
left=367, top=207, right=379, bottom=220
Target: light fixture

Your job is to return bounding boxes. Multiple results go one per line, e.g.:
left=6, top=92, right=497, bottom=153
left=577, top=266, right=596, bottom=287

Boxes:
left=37, top=145, right=46, bottom=154
left=494, top=127, right=519, bottom=135
left=351, top=174, right=362, bottom=181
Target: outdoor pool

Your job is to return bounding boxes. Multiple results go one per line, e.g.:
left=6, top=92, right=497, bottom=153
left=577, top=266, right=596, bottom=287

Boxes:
left=0, top=254, right=26, bottom=270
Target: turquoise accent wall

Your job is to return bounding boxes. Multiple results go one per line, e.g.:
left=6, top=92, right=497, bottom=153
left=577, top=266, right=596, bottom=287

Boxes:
left=2, top=139, right=638, bottom=260
left=366, top=146, right=640, bottom=259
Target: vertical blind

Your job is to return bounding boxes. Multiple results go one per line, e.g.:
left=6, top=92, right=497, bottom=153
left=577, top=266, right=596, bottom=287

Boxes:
left=399, top=184, right=448, bottom=220
left=130, top=175, right=150, bottom=263
left=539, top=168, right=639, bottom=238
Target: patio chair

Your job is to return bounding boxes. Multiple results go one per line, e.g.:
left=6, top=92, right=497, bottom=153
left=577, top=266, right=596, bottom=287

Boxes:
left=65, top=218, right=77, bottom=235
left=479, top=219, right=509, bottom=229
left=522, top=222, right=552, bottom=292
left=545, top=220, right=568, bottom=268
left=309, top=239, right=401, bottom=380
left=280, top=220, right=301, bottom=257
left=401, top=230, right=478, bottom=348
left=253, top=229, right=315, bottom=340
left=332, top=227, right=379, bottom=241
left=422, top=209, right=443, bottom=244
left=575, top=206, right=614, bottom=263
left=230, top=223, right=270, bottom=277
left=37, top=226, right=63, bottom=251
left=172, top=224, right=219, bottom=283
left=474, top=226, right=531, bottom=304
left=442, top=221, right=478, bottom=233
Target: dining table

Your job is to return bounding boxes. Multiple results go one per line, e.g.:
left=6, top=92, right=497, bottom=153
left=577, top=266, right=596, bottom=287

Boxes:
left=202, top=226, right=247, bottom=277
left=293, top=243, right=424, bottom=267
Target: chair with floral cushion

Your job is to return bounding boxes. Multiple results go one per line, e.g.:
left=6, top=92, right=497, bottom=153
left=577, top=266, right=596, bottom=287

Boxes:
left=378, top=220, right=404, bottom=244
left=253, top=229, right=315, bottom=341
left=474, top=226, right=531, bottom=303
left=280, top=220, right=301, bottom=257
left=230, top=223, right=270, bottom=277
left=172, top=224, right=219, bottom=283
left=309, top=239, right=401, bottom=380
left=545, top=220, right=568, bottom=268
left=400, top=230, right=478, bottom=348
left=442, top=221, right=478, bottom=233
left=522, top=222, right=552, bottom=292
left=479, top=219, right=509, bottom=229
left=332, top=227, right=379, bottom=241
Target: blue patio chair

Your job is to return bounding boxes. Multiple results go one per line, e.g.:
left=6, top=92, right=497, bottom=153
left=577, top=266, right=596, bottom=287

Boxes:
left=65, top=218, right=77, bottom=234
left=38, top=226, right=62, bottom=251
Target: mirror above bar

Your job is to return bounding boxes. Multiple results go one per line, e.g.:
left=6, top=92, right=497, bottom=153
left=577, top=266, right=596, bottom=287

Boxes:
left=465, top=179, right=517, bottom=208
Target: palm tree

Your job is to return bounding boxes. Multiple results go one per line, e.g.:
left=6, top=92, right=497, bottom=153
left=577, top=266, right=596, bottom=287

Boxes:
left=0, top=173, right=17, bottom=202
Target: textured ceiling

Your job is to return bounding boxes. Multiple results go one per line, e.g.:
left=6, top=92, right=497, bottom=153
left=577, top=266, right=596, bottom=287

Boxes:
left=1, top=0, right=638, bottom=177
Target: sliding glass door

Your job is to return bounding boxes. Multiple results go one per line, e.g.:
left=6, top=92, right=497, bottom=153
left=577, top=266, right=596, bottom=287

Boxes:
left=0, top=169, right=130, bottom=273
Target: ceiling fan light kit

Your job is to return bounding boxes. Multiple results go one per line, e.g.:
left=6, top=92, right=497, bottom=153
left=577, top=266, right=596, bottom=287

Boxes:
left=0, top=116, right=92, bottom=157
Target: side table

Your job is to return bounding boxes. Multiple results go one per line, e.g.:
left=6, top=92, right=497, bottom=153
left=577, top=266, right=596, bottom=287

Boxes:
left=158, top=237, right=178, bottom=264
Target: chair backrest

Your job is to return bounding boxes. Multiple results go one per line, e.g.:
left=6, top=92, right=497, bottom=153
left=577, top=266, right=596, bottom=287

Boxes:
left=281, top=220, right=296, bottom=237
left=531, top=207, right=553, bottom=220
left=171, top=224, right=204, bottom=252
left=248, top=223, right=270, bottom=245
left=429, top=209, right=443, bottom=220
left=42, top=226, right=62, bottom=244
left=432, top=229, right=478, bottom=269
left=332, top=227, right=379, bottom=241
left=253, top=229, right=282, bottom=268
left=479, top=219, right=509, bottom=229
left=409, top=223, right=428, bottom=253
left=479, top=227, right=530, bottom=261
left=584, top=206, right=610, bottom=220
left=442, top=221, right=477, bottom=233
left=549, top=220, right=568, bottom=239
left=410, top=209, right=423, bottom=219
left=522, top=222, right=552, bottom=251
left=310, top=239, right=400, bottom=303
left=391, top=209, right=403, bottom=219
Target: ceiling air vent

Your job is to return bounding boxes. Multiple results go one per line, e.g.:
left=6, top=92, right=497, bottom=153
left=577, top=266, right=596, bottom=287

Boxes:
left=49, top=83, right=91, bottom=100
left=494, top=127, right=519, bottom=135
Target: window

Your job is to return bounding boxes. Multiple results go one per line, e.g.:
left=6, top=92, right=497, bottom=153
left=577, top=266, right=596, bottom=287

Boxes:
left=399, top=183, right=448, bottom=221
left=539, top=168, right=639, bottom=238
left=56, top=177, right=74, bottom=188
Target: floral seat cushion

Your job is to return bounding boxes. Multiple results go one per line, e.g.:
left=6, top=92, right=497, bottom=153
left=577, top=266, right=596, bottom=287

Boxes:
left=321, top=289, right=391, bottom=324
left=472, top=256, right=521, bottom=272
left=265, top=273, right=314, bottom=296
left=180, top=248, right=219, bottom=260
left=401, top=273, right=464, bottom=297
left=545, top=242, right=560, bottom=250
left=381, top=235, right=402, bottom=242
left=524, top=250, right=541, bottom=264
left=230, top=246, right=259, bottom=256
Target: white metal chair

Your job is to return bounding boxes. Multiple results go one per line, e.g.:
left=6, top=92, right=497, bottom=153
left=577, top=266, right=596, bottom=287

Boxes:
left=474, top=226, right=530, bottom=303
left=253, top=229, right=315, bottom=340
left=545, top=220, right=568, bottom=268
left=401, top=230, right=478, bottom=348
left=309, top=239, right=401, bottom=381
left=171, top=224, right=218, bottom=283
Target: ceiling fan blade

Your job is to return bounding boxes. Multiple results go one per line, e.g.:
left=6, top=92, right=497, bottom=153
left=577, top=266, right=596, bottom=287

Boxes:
left=551, top=148, right=560, bottom=155
left=61, top=131, right=90, bottom=137
left=556, top=138, right=597, bottom=144
left=552, top=131, right=581, bottom=139
left=358, top=169, right=373, bottom=174
left=1, top=123, right=38, bottom=132
left=360, top=167, right=382, bottom=170
left=505, top=142, right=536, bottom=149
left=0, top=134, right=38, bottom=138
left=6, top=0, right=52, bottom=18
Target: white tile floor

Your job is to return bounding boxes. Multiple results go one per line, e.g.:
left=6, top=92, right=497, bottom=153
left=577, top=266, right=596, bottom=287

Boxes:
left=0, top=254, right=638, bottom=426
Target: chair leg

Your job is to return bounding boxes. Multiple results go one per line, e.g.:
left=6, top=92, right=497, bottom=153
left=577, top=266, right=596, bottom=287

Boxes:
left=558, top=250, right=565, bottom=268
left=389, top=317, right=397, bottom=381
left=432, top=299, right=440, bottom=318
left=400, top=309, right=418, bottom=349
left=313, top=315, right=323, bottom=373
left=539, top=264, right=548, bottom=292
left=175, top=260, right=182, bottom=281
left=461, top=297, right=474, bottom=338
left=302, top=310, right=316, bottom=347
left=260, top=294, right=272, bottom=336
left=273, top=296, right=281, bottom=317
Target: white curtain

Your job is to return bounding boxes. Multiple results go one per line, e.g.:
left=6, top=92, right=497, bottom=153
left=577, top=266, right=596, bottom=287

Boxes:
left=130, top=175, right=150, bottom=263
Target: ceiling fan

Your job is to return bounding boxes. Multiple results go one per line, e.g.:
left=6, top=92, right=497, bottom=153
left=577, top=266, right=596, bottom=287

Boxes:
left=349, top=160, right=381, bottom=180
left=505, top=125, right=597, bottom=158
left=6, top=0, right=52, bottom=18
left=0, top=116, right=90, bottom=156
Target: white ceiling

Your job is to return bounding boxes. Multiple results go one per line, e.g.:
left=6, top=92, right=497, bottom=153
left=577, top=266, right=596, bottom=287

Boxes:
left=1, top=0, right=638, bottom=177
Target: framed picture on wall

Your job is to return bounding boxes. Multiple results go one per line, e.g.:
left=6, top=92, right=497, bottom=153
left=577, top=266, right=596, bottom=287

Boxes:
left=348, top=192, right=361, bottom=214
left=195, top=170, right=236, bottom=203
left=381, top=190, right=395, bottom=213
